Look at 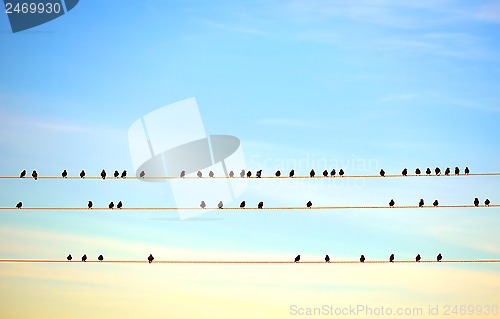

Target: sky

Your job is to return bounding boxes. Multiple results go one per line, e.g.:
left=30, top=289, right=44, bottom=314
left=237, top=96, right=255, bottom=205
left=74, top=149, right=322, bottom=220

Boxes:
left=0, top=0, right=499, bottom=318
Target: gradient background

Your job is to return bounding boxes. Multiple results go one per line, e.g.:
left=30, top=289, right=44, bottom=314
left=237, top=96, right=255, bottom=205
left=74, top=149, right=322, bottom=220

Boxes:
left=1, top=1, right=499, bottom=318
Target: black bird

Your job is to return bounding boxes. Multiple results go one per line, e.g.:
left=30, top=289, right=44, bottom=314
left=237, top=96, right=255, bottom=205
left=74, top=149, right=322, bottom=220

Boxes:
left=257, top=201, right=264, bottom=209
left=229, top=171, right=234, bottom=178
left=294, top=255, right=300, bottom=263
left=101, top=169, right=107, bottom=179
left=197, top=171, right=202, bottom=178
left=20, top=170, right=26, bottom=178
left=117, top=201, right=123, bottom=209
left=389, top=254, right=395, bottom=263
left=325, top=255, right=330, bottom=263
left=109, top=201, right=114, bottom=209
left=67, top=254, right=72, bottom=261
left=114, top=170, right=119, bottom=178
left=81, top=254, right=87, bottom=262
left=445, top=167, right=450, bottom=176
left=148, top=254, right=154, bottom=264
left=360, top=255, right=365, bottom=263
left=415, top=168, right=421, bottom=175
left=240, top=170, right=245, bottom=178
left=389, top=199, right=395, bottom=207
left=246, top=171, right=252, bottom=178
left=474, top=198, right=479, bottom=207
left=256, top=170, right=262, bottom=178
left=32, top=170, right=38, bottom=180
left=339, top=169, right=344, bottom=177
left=323, top=170, right=328, bottom=177
left=98, top=255, right=104, bottom=261
left=419, top=199, right=424, bottom=208
left=310, top=169, right=315, bottom=178
left=455, top=167, right=460, bottom=175
left=380, top=169, right=385, bottom=177
left=121, top=170, right=127, bottom=178
left=426, top=168, right=431, bottom=175
left=415, top=254, right=421, bottom=262
left=180, top=170, right=186, bottom=178
left=485, top=199, right=490, bottom=207
left=139, top=170, right=145, bottom=178
left=275, top=170, right=281, bottom=177
left=80, top=170, right=86, bottom=178
left=88, top=201, right=93, bottom=209
left=16, top=201, right=22, bottom=209
left=402, top=168, right=408, bottom=176
left=306, top=201, right=312, bottom=208
left=62, top=170, right=68, bottom=178
left=435, top=167, right=441, bottom=176
left=433, top=200, right=439, bottom=207
left=240, top=201, right=246, bottom=208
left=330, top=169, right=336, bottom=177
left=289, top=169, right=295, bottom=178
left=465, top=167, right=470, bottom=175
left=200, top=201, right=206, bottom=209
left=209, top=171, right=215, bottom=178
left=437, top=253, right=442, bottom=262
left=217, top=201, right=223, bottom=209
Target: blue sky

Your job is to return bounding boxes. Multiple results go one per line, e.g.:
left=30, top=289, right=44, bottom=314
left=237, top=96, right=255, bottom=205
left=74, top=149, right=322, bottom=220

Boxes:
left=1, top=1, right=500, bottom=317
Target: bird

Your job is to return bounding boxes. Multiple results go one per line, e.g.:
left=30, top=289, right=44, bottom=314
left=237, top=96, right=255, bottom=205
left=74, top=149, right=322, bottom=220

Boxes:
left=32, top=170, right=38, bottom=180
left=246, top=171, right=252, bottom=178
left=325, top=255, right=330, bottom=263
left=310, top=169, right=315, bottom=178
left=109, top=201, right=114, bottom=209
left=380, top=169, right=385, bottom=177
left=437, top=253, right=442, bottom=262
left=256, top=170, right=262, bottom=178
left=121, top=170, right=127, bottom=178
left=389, top=254, right=395, bottom=263
left=426, top=168, right=431, bottom=175
left=229, top=171, right=234, bottom=178
left=80, top=170, right=86, bottom=178
left=257, top=201, right=264, bottom=209
left=240, top=201, right=246, bottom=208
left=200, top=201, right=206, bottom=209
left=402, top=168, right=408, bottom=176
left=306, top=201, right=312, bottom=208
left=323, top=170, right=328, bottom=177
left=88, top=201, right=93, bottom=209
left=419, top=199, right=424, bottom=208
left=148, top=254, right=154, bottom=263
left=360, top=255, right=365, bottom=263
left=209, top=171, right=215, bottom=178
left=415, top=254, right=421, bottom=262
left=433, top=200, right=439, bottom=207
left=389, top=199, right=395, bottom=207
left=62, top=170, right=68, bottom=178
left=101, top=169, right=107, bottom=179
left=465, top=167, right=470, bottom=175
left=20, top=170, right=26, bottom=178
left=275, top=170, right=281, bottom=177
left=474, top=198, right=479, bottom=207
left=289, top=169, right=295, bottom=178
left=139, top=170, right=145, bottom=178
left=455, top=167, right=460, bottom=175
left=67, top=254, right=72, bottom=261
left=330, top=169, right=336, bottom=177
left=117, top=201, right=123, bottom=209
left=218, top=201, right=223, bottom=209
left=16, top=202, right=22, bottom=209
left=435, top=167, right=441, bottom=176
left=415, top=168, right=421, bottom=175
left=81, top=254, right=87, bottom=262
left=98, top=255, right=104, bottom=261
left=197, top=171, right=202, bottom=178
left=445, top=167, right=450, bottom=176
left=113, top=170, right=119, bottom=178
left=294, top=255, right=300, bottom=263
left=240, top=169, right=245, bottom=178
left=485, top=199, right=490, bottom=207
left=339, top=169, right=344, bottom=177
left=180, top=170, right=186, bottom=178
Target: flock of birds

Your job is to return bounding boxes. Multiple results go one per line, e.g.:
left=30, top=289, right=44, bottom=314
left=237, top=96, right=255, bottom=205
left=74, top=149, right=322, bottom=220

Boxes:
left=66, top=254, right=155, bottom=263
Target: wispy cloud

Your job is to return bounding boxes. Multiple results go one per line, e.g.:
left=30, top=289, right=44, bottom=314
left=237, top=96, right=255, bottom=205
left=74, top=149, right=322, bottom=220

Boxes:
left=475, top=2, right=500, bottom=23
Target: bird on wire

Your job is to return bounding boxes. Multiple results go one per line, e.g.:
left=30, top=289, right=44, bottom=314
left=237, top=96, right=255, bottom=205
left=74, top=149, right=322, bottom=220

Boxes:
left=325, top=255, right=330, bottom=263
left=246, top=171, right=252, bottom=178
left=455, top=167, right=460, bottom=175
left=419, top=199, right=424, bottom=208
left=389, top=199, right=395, bottom=207
left=415, top=254, right=421, bottom=262
left=306, top=201, right=312, bottom=208
left=80, top=170, right=86, bottom=178
left=240, top=170, right=245, bottom=178
left=20, top=170, right=26, bottom=178
left=256, top=170, right=262, bottom=178
left=275, top=170, right=281, bottom=177
left=474, top=198, right=479, bottom=207
left=32, top=170, right=38, bottom=180
left=339, top=169, right=344, bottom=177
left=360, top=255, right=365, bottom=263
left=180, top=170, right=186, bottom=178
left=218, top=201, right=223, bottom=209
left=109, top=202, right=114, bottom=209
left=82, top=254, right=87, bottom=262
left=426, top=168, right=431, bottom=175
left=330, top=169, right=336, bottom=177
left=433, top=200, right=439, bottom=207
left=101, top=169, right=107, bottom=179
left=323, top=170, right=328, bottom=177
left=435, top=167, right=441, bottom=176
left=117, top=201, right=123, bottom=209
left=88, top=201, right=93, bottom=209
left=415, top=168, right=421, bottom=175
left=121, top=170, right=127, bottom=178
left=289, top=169, right=295, bottom=178
left=389, top=254, right=395, bottom=263
left=402, top=168, right=408, bottom=176
left=465, top=167, right=470, bottom=175
left=437, top=253, right=442, bottom=262
left=258, top=201, right=264, bottom=209
left=310, top=169, right=315, bottom=178
left=445, top=167, right=450, bottom=176
left=67, top=254, right=72, bottom=261
left=139, top=170, right=145, bottom=178
left=380, top=169, right=385, bottom=177
left=200, top=201, right=206, bottom=209
left=485, top=199, right=490, bottom=207
left=148, top=254, right=154, bottom=263
left=62, top=170, right=68, bottom=178
left=209, top=171, right=215, bottom=178
left=16, top=202, right=22, bottom=209
left=197, top=171, right=202, bottom=178
left=294, top=255, right=300, bottom=263
left=98, top=255, right=104, bottom=262
left=114, top=170, right=119, bottom=178
left=229, top=171, right=234, bottom=178
left=240, top=201, right=246, bottom=208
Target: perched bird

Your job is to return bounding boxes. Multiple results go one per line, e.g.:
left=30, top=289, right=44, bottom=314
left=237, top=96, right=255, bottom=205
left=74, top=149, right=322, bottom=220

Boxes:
left=200, top=201, right=206, bottom=209
left=121, top=170, right=127, bottom=178
left=98, top=255, right=104, bottom=261
left=474, top=198, right=479, bottom=207
left=139, top=170, right=145, bottom=178
left=32, top=170, right=38, bottom=180
left=20, top=170, right=26, bottom=178
left=228, top=171, right=234, bottom=178
left=419, top=199, right=424, bottom=208
left=415, top=168, right=421, bottom=175
left=218, top=201, right=223, bottom=209
left=114, top=170, right=119, bottom=178
left=323, top=170, right=328, bottom=177
left=289, top=169, right=295, bottom=178
left=88, top=201, right=93, bottom=209
left=256, top=170, right=262, bottom=178
left=485, top=199, right=490, bottom=207
left=360, top=255, right=365, bottom=263
left=437, top=253, right=442, bottom=262
left=275, top=170, right=281, bottom=177
left=240, top=201, right=246, bottom=208
left=389, top=254, right=395, bottom=263
left=402, top=168, right=408, bottom=176
left=148, top=254, right=154, bottom=264
left=80, top=170, right=86, bottom=178
left=101, top=169, right=106, bottom=179
left=433, top=200, right=439, bottom=207
left=117, top=201, right=123, bottom=209
left=16, top=202, right=22, bottom=209
left=339, top=169, right=344, bottom=177
left=109, top=201, right=114, bottom=209
left=62, top=170, right=68, bottom=178
left=306, top=201, right=312, bottom=208
left=310, top=169, right=315, bottom=178
left=380, top=169, right=385, bottom=177
left=426, top=168, right=431, bottom=175
left=465, top=167, right=470, bottom=175
left=180, top=170, right=186, bottom=178
left=444, top=167, right=450, bottom=176
left=435, top=167, right=441, bottom=176
left=389, top=199, right=395, bottom=207
left=454, top=167, right=460, bottom=175
left=415, top=254, right=421, bottom=262
left=197, top=171, right=202, bottom=178
left=257, top=201, right=264, bottom=209
left=246, top=171, right=252, bottom=178
left=294, top=255, right=300, bottom=263
left=330, top=169, right=336, bottom=177
left=81, top=254, right=87, bottom=262
left=209, top=171, right=215, bottom=178
left=67, top=254, right=72, bottom=261
left=325, top=255, right=330, bottom=263
left=240, top=169, right=245, bottom=178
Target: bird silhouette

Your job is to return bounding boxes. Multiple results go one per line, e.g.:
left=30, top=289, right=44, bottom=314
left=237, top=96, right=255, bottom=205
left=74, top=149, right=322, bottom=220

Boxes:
left=114, top=170, right=119, bottom=178
left=148, top=254, right=154, bottom=263
left=454, top=167, right=460, bottom=175
left=246, top=171, right=252, bottom=178
left=426, top=168, right=431, bottom=175
left=325, top=255, right=330, bottom=262
left=389, top=254, right=395, bottom=263
left=229, top=171, right=234, bottom=178
left=435, top=167, right=441, bottom=176
left=275, top=170, right=281, bottom=177
left=256, top=170, right=262, bottom=178
left=294, top=255, right=300, bottom=263
left=389, top=199, right=395, bottom=207
left=309, top=169, right=315, bottom=178
left=62, top=170, right=68, bottom=178
left=121, top=170, right=127, bottom=178
left=380, top=169, right=385, bottom=177
left=81, top=254, right=87, bottom=262
left=323, top=170, right=328, bottom=177
left=218, top=201, right=223, bottom=209
left=330, top=169, right=336, bottom=177
left=32, top=170, right=38, bottom=180
left=485, top=199, right=490, bottom=207
left=88, top=201, right=93, bottom=209
left=240, top=201, right=246, bottom=208
left=402, top=168, right=408, bottom=176
left=16, top=202, right=22, bottom=209
left=437, top=253, right=442, bottom=262
left=20, top=170, right=26, bottom=178
left=360, top=255, right=365, bottom=263
left=445, top=167, right=450, bottom=176
left=109, top=202, right=114, bottom=209
left=139, top=170, right=145, bottom=178
left=306, top=201, right=312, bottom=208
left=433, top=200, right=439, bottom=207
left=200, top=201, right=206, bottom=209
left=180, top=170, right=186, bottom=178
left=258, top=201, right=264, bottom=209
left=80, top=170, right=86, bottom=178
left=240, top=170, right=245, bottom=178
left=474, top=198, right=479, bottom=207
left=209, top=171, right=215, bottom=178
left=415, top=168, right=421, bottom=175
left=419, top=199, right=424, bottom=208
left=67, top=254, right=72, bottom=261
left=339, top=169, right=344, bottom=177
left=98, top=255, right=104, bottom=261
left=415, top=254, right=421, bottom=262
left=117, top=201, right=123, bottom=209
left=465, top=167, right=470, bottom=175
left=100, top=169, right=106, bottom=179
left=197, top=171, right=202, bottom=178
left=289, top=169, right=295, bottom=178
